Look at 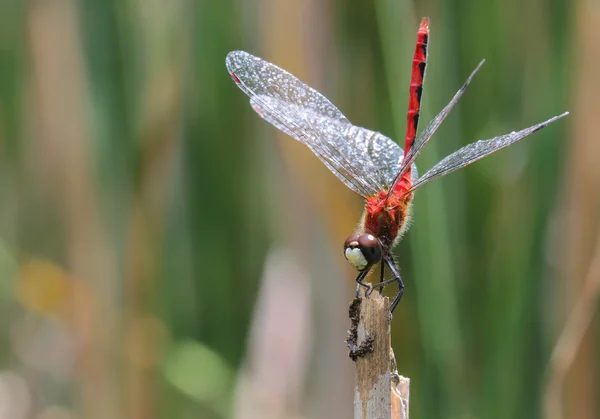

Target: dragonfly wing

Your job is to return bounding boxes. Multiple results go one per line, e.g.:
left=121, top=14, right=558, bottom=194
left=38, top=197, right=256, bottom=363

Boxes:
left=250, top=94, right=406, bottom=197
left=227, top=50, right=404, bottom=197
left=410, top=112, right=569, bottom=191
left=389, top=60, right=486, bottom=192
left=226, top=51, right=350, bottom=123
left=335, top=123, right=409, bottom=192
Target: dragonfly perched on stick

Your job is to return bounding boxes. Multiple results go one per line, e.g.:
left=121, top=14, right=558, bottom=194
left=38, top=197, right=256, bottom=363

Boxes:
left=226, top=17, right=568, bottom=314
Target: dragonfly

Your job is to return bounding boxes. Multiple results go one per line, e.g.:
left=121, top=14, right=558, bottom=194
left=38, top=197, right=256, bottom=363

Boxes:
left=226, top=17, right=568, bottom=313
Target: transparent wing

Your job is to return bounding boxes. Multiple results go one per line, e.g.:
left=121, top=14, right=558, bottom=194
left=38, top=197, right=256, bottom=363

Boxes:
left=250, top=95, right=409, bottom=193
left=227, top=50, right=405, bottom=197
left=410, top=112, right=569, bottom=192
left=387, top=60, right=485, bottom=194
left=227, top=50, right=349, bottom=122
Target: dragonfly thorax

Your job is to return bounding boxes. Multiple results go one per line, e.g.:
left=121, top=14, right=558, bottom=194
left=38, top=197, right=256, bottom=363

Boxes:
left=362, top=191, right=414, bottom=249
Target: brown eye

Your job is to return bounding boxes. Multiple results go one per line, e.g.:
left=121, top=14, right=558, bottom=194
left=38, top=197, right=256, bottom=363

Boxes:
left=344, top=233, right=360, bottom=249
left=357, top=234, right=382, bottom=264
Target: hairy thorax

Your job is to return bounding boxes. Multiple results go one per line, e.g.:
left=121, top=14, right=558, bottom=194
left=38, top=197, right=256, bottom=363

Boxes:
left=362, top=188, right=413, bottom=250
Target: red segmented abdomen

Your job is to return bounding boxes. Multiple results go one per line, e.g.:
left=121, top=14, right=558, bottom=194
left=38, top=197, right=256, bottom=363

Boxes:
left=404, top=18, right=429, bottom=153
left=399, top=17, right=429, bottom=190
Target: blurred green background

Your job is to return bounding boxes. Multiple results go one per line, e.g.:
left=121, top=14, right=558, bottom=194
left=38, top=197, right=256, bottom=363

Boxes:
left=0, top=0, right=598, bottom=418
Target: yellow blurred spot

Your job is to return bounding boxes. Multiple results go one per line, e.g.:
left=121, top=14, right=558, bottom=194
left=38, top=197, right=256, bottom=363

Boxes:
left=15, top=259, right=72, bottom=318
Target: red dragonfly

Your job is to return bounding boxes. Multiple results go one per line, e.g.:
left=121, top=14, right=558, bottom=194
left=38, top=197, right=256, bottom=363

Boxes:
left=226, top=17, right=568, bottom=313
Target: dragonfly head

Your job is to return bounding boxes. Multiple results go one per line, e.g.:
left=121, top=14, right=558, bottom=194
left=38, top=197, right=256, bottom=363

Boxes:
left=344, top=233, right=382, bottom=271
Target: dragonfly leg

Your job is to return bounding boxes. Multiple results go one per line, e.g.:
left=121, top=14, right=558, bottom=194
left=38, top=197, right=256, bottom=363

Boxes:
left=369, top=262, right=397, bottom=293
left=385, top=258, right=405, bottom=313
left=365, top=263, right=386, bottom=297
left=354, top=268, right=372, bottom=298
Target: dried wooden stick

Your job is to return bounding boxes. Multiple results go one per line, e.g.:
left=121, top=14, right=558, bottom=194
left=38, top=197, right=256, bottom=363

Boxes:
left=347, top=288, right=410, bottom=419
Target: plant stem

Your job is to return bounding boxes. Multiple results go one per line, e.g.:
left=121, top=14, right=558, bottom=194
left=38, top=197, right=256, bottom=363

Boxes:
left=348, top=289, right=410, bottom=419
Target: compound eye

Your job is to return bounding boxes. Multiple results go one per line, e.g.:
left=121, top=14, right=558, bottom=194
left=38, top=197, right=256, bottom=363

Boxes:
left=357, top=234, right=382, bottom=264
left=344, top=233, right=361, bottom=249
